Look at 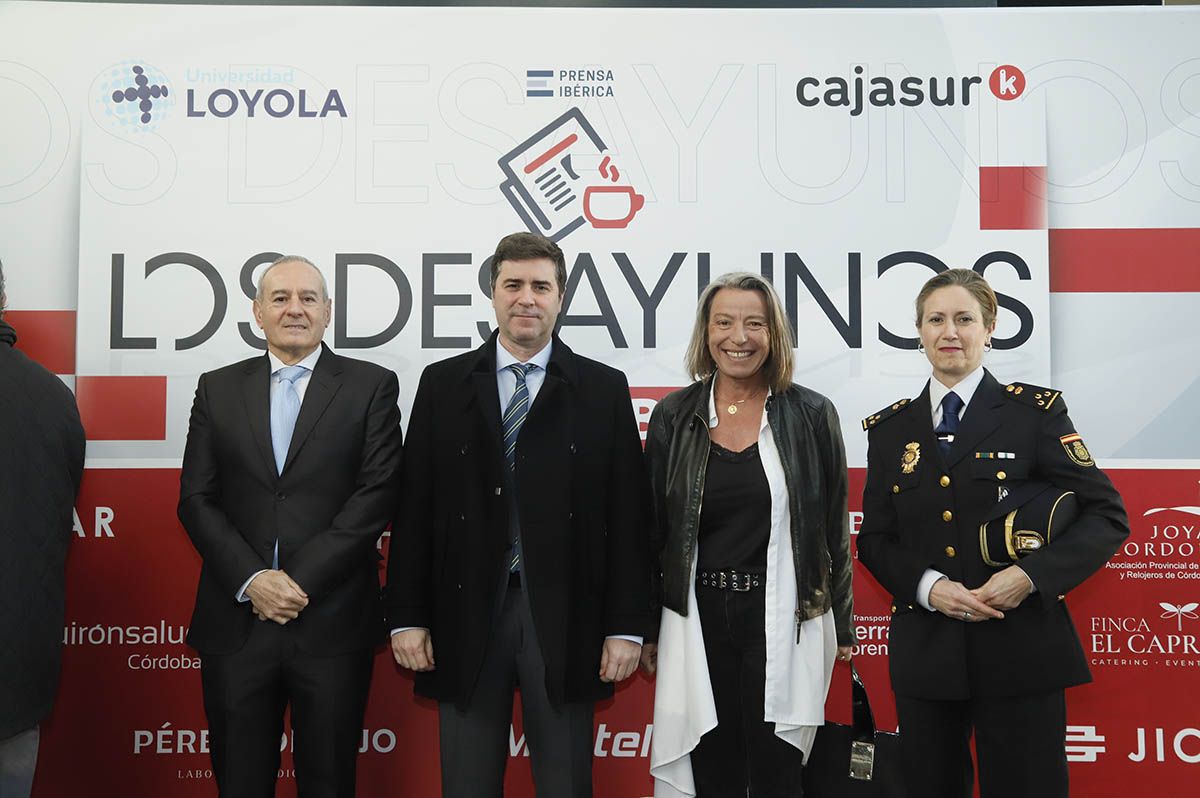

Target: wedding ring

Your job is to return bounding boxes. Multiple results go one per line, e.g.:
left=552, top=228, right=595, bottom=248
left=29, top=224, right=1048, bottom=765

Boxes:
left=962, top=610, right=971, bottom=620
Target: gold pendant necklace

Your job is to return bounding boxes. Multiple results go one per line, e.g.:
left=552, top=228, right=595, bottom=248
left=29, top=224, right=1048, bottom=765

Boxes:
left=726, top=399, right=746, bottom=415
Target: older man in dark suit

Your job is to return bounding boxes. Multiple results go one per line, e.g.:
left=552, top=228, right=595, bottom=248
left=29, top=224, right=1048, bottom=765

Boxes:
left=386, top=232, right=651, bottom=797
left=178, top=255, right=403, bottom=797
left=0, top=259, right=86, bottom=798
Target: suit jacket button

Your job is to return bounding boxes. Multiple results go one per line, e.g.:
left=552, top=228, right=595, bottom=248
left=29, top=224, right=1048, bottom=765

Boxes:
left=945, top=546, right=957, bottom=558
left=942, top=510, right=953, bottom=522
left=276, top=492, right=285, bottom=501
left=940, top=475, right=951, bottom=488
left=460, top=444, right=469, bottom=455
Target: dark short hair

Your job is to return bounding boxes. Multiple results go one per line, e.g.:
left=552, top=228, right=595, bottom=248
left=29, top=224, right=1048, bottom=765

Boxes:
left=490, top=232, right=567, bottom=295
left=915, top=268, right=998, bottom=328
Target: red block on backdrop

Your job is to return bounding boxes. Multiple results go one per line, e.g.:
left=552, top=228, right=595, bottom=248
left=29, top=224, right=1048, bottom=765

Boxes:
left=35, top=467, right=1200, bottom=796
left=979, top=166, right=1048, bottom=230
left=5, top=310, right=76, bottom=374
left=75, top=376, right=168, bottom=441
left=1049, top=228, right=1200, bottom=293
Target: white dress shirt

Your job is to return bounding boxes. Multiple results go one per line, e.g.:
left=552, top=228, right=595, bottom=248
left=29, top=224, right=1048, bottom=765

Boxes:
left=236, top=346, right=323, bottom=601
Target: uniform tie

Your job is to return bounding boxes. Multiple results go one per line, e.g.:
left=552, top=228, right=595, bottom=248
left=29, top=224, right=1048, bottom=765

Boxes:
left=935, top=390, right=963, bottom=458
left=502, top=363, right=537, bottom=572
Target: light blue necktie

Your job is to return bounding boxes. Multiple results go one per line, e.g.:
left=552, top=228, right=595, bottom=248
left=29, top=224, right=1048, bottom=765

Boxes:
left=269, top=365, right=306, bottom=569
left=271, top=365, right=307, bottom=474
left=502, top=363, right=537, bottom=572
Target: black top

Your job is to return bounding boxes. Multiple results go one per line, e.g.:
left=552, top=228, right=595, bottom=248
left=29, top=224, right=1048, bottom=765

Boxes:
left=697, top=440, right=771, bottom=572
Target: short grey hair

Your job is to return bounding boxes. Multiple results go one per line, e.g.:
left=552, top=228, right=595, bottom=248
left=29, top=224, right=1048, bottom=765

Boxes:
left=255, top=255, right=329, bottom=301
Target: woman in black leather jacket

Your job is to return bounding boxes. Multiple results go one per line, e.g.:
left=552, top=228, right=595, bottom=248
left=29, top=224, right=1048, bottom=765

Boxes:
left=641, top=272, right=854, bottom=798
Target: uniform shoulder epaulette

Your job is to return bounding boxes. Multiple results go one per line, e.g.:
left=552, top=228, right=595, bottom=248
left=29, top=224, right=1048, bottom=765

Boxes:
left=1002, top=382, right=1064, bottom=412
left=862, top=398, right=912, bottom=431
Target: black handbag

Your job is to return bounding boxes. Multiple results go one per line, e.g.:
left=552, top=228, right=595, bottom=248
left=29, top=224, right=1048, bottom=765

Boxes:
left=802, top=663, right=908, bottom=797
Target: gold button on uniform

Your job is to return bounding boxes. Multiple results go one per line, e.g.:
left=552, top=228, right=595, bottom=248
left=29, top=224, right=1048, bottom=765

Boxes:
left=942, top=510, right=953, bottom=522
left=892, top=485, right=900, bottom=494
left=945, top=546, right=957, bottom=558
left=997, top=471, right=1007, bottom=481
left=939, top=475, right=951, bottom=487
left=890, top=605, right=897, bottom=614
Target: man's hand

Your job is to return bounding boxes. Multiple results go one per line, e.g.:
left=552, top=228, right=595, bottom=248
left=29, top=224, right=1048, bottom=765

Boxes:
left=972, top=566, right=1034, bottom=611
left=392, top=628, right=436, bottom=672
left=245, top=570, right=308, bottom=625
left=836, top=645, right=853, bottom=662
left=639, top=642, right=658, bottom=676
left=599, top=638, right=641, bottom=683
left=929, top=578, right=1005, bottom=622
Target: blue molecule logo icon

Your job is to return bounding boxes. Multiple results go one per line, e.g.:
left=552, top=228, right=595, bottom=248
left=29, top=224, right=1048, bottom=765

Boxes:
left=96, top=61, right=175, bottom=132
left=112, top=65, right=168, bottom=123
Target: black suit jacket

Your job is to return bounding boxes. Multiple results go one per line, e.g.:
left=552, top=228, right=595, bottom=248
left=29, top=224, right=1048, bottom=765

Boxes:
left=384, top=333, right=651, bottom=708
left=178, top=344, right=403, bottom=656
left=857, top=370, right=1129, bottom=699
left=0, top=321, right=85, bottom=738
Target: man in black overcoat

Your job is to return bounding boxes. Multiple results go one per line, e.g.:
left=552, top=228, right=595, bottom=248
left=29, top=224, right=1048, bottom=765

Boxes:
left=0, top=259, right=86, bottom=798
left=385, top=232, right=651, bottom=797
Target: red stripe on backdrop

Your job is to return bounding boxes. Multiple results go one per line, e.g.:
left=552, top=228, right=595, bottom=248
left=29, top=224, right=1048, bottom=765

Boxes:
left=979, top=166, right=1047, bottom=230
left=1049, top=228, right=1200, bottom=292
left=76, top=375, right=168, bottom=440
left=5, top=310, right=76, bottom=374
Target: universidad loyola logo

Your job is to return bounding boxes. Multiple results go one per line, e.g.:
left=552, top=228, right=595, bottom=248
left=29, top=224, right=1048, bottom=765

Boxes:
left=96, top=60, right=175, bottom=131
left=110, top=65, right=168, bottom=124
left=498, top=107, right=645, bottom=242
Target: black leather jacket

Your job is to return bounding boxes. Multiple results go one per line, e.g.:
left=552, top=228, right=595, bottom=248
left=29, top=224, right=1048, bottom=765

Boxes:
left=645, top=379, right=853, bottom=646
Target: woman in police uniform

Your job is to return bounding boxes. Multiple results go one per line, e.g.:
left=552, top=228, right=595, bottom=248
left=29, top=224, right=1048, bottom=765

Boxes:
left=856, top=269, right=1129, bottom=798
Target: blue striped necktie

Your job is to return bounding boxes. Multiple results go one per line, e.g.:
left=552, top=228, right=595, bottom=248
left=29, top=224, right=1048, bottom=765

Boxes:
left=502, top=362, right=537, bottom=572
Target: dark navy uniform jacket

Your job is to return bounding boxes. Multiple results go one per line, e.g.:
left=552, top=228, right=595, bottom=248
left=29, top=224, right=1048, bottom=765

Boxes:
left=857, top=369, right=1129, bottom=700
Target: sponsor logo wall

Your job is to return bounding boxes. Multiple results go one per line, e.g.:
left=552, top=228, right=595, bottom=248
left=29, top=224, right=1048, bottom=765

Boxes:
left=1, top=3, right=1198, bottom=795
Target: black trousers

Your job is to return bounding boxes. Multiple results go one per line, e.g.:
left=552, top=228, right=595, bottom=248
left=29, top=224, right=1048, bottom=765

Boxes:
left=199, top=621, right=373, bottom=798
left=692, top=584, right=804, bottom=798
left=895, top=690, right=1068, bottom=798
left=438, top=583, right=593, bottom=798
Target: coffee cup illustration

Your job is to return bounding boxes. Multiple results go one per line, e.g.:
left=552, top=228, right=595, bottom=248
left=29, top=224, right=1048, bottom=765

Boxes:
left=583, top=185, right=645, bottom=229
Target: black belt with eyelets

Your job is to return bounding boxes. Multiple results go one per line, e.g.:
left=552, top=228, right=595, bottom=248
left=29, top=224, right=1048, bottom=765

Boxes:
left=697, top=569, right=763, bottom=592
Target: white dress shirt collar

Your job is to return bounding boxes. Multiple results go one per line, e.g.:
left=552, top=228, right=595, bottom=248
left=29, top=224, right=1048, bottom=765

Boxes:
left=267, top=345, right=322, bottom=375
left=928, top=364, right=985, bottom=423
left=495, top=338, right=552, bottom=374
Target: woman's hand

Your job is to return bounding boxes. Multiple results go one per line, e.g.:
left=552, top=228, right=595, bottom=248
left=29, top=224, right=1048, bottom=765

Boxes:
left=929, top=578, right=1005, bottom=622
left=836, top=645, right=853, bottom=662
left=972, top=566, right=1034, bottom=611
left=639, top=642, right=658, bottom=675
